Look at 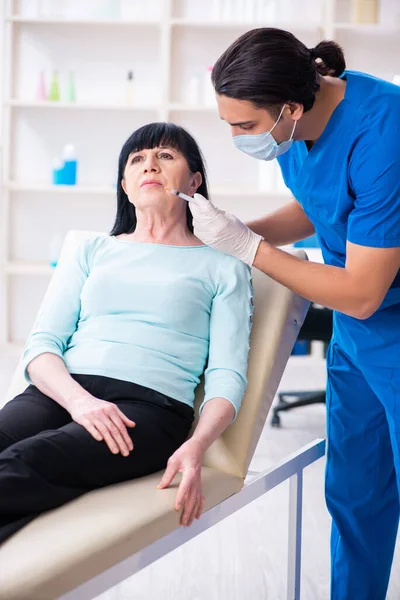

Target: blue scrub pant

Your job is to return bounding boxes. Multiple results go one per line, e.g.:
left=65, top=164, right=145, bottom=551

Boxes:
left=326, top=341, right=400, bottom=600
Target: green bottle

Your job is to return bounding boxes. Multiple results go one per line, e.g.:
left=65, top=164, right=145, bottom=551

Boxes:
left=66, top=71, right=76, bottom=103
left=48, top=71, right=60, bottom=102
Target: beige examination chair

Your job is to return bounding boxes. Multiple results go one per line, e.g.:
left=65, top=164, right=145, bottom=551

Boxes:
left=0, top=232, right=325, bottom=600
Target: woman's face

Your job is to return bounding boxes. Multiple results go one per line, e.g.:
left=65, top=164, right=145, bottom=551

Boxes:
left=122, top=146, right=202, bottom=210
left=217, top=94, right=301, bottom=143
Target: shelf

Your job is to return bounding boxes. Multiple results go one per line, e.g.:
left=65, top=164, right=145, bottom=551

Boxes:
left=7, top=17, right=160, bottom=27
left=7, top=100, right=159, bottom=111
left=6, top=262, right=53, bottom=276
left=335, top=22, right=400, bottom=34
left=8, top=101, right=219, bottom=113
left=168, top=103, right=217, bottom=112
left=170, top=19, right=320, bottom=32
left=6, top=182, right=116, bottom=195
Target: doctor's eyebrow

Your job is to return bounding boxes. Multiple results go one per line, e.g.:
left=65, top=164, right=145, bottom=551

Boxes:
left=221, top=118, right=255, bottom=127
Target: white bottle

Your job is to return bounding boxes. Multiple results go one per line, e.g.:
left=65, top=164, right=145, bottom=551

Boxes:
left=221, top=0, right=233, bottom=22
left=203, top=66, right=216, bottom=107
left=234, top=0, right=245, bottom=22
left=48, top=234, right=63, bottom=268
left=258, top=160, right=276, bottom=192
left=212, top=0, right=222, bottom=21
left=264, top=0, right=277, bottom=22
left=273, top=160, right=289, bottom=194
left=185, top=73, right=201, bottom=105
left=243, top=0, right=255, bottom=23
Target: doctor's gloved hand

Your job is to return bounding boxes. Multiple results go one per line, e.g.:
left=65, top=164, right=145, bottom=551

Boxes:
left=189, top=194, right=263, bottom=266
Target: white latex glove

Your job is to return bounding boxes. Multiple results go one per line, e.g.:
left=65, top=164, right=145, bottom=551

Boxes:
left=189, top=194, right=263, bottom=266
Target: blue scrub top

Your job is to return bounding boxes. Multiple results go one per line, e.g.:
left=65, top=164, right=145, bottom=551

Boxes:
left=278, top=70, right=400, bottom=367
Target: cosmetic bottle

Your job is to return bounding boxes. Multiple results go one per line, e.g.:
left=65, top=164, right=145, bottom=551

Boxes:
left=212, top=0, right=222, bottom=21
left=48, top=234, right=63, bottom=268
left=126, top=70, right=135, bottom=105
left=52, top=157, right=64, bottom=185
left=258, top=161, right=276, bottom=192
left=48, top=71, right=60, bottom=101
left=66, top=71, right=76, bottom=103
left=36, top=70, right=47, bottom=102
left=203, top=66, right=216, bottom=106
left=62, top=144, right=78, bottom=185
left=185, top=73, right=201, bottom=105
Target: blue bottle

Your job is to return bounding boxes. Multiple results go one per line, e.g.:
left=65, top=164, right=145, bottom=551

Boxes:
left=62, top=144, right=77, bottom=185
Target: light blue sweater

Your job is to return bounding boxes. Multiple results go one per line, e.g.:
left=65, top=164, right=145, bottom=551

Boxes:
left=23, top=236, right=253, bottom=417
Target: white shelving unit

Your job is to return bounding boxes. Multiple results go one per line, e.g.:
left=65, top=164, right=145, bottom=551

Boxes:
left=1, top=0, right=400, bottom=346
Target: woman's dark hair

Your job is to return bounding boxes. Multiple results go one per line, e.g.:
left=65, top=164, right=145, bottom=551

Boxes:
left=211, top=28, right=346, bottom=115
left=111, top=122, right=209, bottom=235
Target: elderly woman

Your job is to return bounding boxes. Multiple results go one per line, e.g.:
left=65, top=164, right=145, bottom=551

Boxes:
left=0, top=123, right=252, bottom=544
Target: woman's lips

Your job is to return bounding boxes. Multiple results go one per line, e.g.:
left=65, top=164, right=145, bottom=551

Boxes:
left=140, top=180, right=163, bottom=188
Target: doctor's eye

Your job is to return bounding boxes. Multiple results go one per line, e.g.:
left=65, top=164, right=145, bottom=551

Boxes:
left=240, top=124, right=255, bottom=131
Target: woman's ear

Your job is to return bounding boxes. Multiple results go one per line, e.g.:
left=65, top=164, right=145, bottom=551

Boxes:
left=121, top=179, right=127, bottom=196
left=189, top=172, right=202, bottom=195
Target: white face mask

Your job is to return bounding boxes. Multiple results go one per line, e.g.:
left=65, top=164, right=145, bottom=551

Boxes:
left=232, top=104, right=297, bottom=161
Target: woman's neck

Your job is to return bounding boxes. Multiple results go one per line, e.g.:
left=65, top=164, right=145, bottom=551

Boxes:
left=119, top=210, right=201, bottom=246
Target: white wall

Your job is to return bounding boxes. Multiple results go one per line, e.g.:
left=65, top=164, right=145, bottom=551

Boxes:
left=2, top=0, right=400, bottom=345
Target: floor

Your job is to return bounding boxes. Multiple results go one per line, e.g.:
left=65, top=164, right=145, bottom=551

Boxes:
left=1, top=351, right=399, bottom=600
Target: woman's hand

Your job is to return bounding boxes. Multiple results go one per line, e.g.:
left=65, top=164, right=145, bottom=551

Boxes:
left=70, top=395, right=136, bottom=456
left=189, top=193, right=263, bottom=266
left=157, top=439, right=206, bottom=526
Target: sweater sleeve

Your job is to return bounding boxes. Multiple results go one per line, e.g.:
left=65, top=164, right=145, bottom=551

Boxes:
left=200, top=257, right=253, bottom=420
left=22, top=239, right=91, bottom=382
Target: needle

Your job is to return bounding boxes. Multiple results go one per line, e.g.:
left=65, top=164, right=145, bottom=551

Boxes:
left=164, top=187, right=193, bottom=202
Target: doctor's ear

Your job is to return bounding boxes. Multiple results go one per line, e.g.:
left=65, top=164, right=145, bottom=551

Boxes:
left=189, top=172, right=202, bottom=195
left=286, top=103, right=304, bottom=121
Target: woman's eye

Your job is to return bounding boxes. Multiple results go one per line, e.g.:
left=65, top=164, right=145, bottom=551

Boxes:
left=131, top=155, right=143, bottom=164
left=159, top=152, right=173, bottom=159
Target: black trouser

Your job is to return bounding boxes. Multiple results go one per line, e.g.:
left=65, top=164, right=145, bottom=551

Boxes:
left=0, top=375, right=194, bottom=545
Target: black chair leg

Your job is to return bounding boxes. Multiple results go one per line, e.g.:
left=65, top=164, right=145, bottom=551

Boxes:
left=271, top=391, right=326, bottom=427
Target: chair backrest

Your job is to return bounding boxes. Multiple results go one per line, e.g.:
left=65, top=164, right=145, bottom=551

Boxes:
left=4, top=231, right=309, bottom=481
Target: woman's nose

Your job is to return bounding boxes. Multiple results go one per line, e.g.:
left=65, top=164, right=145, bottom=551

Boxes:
left=143, top=156, right=160, bottom=172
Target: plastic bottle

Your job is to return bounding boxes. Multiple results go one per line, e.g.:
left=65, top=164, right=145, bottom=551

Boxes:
left=264, top=0, right=277, bottom=22
left=126, top=70, right=134, bottom=105
left=203, top=66, right=216, bottom=107
left=62, top=144, right=77, bottom=185
left=221, top=0, right=232, bottom=21
left=52, top=157, right=64, bottom=185
left=48, top=234, right=64, bottom=268
left=36, top=70, right=47, bottom=102
left=212, top=0, right=222, bottom=21
left=243, top=0, right=255, bottom=23
left=258, top=161, right=276, bottom=192
left=185, top=73, right=201, bottom=105
left=48, top=71, right=60, bottom=102
left=66, top=71, right=76, bottom=103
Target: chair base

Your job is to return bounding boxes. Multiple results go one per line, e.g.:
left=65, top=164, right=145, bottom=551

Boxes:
left=271, top=391, right=326, bottom=428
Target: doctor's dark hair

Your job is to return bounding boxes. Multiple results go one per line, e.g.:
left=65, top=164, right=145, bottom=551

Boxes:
left=211, top=28, right=346, bottom=115
left=110, top=122, right=209, bottom=235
